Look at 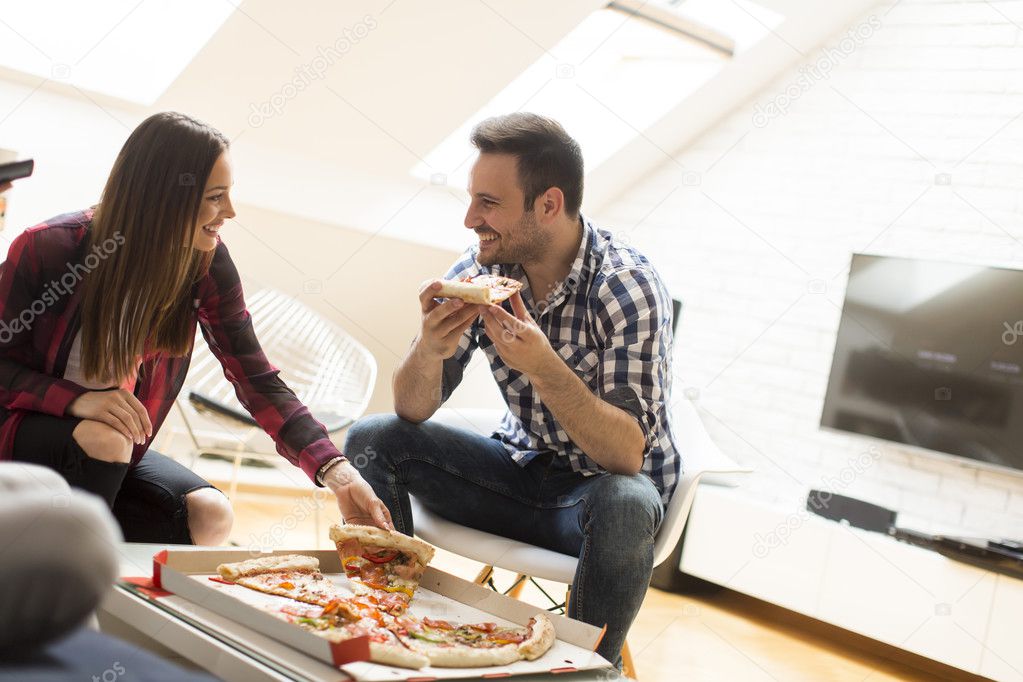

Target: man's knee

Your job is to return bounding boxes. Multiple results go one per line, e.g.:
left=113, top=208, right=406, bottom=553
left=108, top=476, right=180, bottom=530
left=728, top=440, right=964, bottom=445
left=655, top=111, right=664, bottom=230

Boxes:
left=345, top=413, right=419, bottom=468
left=72, top=420, right=133, bottom=464
left=588, top=475, right=663, bottom=535
left=185, top=488, right=233, bottom=545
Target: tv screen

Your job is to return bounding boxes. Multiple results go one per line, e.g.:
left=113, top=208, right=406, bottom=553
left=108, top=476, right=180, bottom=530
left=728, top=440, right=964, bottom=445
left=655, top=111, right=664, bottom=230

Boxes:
left=821, top=254, right=1023, bottom=472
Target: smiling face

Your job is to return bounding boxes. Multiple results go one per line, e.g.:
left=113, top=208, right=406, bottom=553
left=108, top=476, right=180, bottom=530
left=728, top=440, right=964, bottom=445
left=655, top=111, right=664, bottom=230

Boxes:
left=463, top=152, right=552, bottom=267
left=190, top=151, right=236, bottom=251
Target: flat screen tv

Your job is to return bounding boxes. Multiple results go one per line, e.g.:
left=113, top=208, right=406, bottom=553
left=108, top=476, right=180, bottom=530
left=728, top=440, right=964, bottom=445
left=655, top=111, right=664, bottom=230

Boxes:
left=821, top=254, right=1023, bottom=473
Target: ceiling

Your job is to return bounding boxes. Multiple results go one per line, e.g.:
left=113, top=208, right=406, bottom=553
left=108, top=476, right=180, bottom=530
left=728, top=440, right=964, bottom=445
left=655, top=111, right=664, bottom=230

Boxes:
left=1, top=0, right=881, bottom=251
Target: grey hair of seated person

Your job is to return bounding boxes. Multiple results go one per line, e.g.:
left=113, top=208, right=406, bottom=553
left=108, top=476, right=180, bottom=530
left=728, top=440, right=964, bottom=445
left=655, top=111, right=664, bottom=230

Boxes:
left=0, top=463, right=121, bottom=657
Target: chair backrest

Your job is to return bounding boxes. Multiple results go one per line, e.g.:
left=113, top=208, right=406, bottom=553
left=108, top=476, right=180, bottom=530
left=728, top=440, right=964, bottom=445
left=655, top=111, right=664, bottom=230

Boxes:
left=651, top=398, right=751, bottom=566
left=670, top=298, right=683, bottom=334
left=184, top=288, right=377, bottom=429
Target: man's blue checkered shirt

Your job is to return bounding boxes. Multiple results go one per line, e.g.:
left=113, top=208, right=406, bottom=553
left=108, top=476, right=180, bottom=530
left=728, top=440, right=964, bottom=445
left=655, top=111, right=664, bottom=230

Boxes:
left=440, top=215, right=681, bottom=506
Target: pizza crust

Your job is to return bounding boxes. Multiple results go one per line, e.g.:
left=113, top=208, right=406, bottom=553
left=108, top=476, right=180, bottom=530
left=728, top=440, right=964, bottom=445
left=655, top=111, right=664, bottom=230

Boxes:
left=435, top=275, right=523, bottom=305
left=329, top=524, right=436, bottom=567
left=309, top=628, right=430, bottom=669
left=436, top=280, right=493, bottom=305
left=419, top=643, right=521, bottom=668
left=217, top=554, right=320, bottom=582
left=369, top=641, right=430, bottom=669
left=518, top=612, right=556, bottom=660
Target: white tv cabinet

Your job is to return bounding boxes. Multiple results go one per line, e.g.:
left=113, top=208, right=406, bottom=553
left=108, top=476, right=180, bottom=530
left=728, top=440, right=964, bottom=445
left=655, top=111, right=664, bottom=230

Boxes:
left=680, top=485, right=1023, bottom=680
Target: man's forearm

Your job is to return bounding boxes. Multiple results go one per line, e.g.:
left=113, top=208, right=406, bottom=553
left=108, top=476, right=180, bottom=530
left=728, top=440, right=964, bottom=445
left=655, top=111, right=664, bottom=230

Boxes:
left=392, top=338, right=444, bottom=423
left=530, top=361, right=645, bottom=475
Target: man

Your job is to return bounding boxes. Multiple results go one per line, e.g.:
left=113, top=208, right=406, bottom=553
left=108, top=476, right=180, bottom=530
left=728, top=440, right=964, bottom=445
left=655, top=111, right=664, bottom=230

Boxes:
left=345, top=112, right=679, bottom=668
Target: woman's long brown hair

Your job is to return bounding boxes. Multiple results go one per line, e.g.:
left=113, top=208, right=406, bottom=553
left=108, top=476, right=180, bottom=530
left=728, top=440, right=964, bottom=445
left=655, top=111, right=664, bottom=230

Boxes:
left=80, top=112, right=229, bottom=383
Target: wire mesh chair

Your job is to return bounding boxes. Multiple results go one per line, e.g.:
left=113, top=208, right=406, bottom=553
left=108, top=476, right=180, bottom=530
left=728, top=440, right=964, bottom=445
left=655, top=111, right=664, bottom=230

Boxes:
left=174, top=288, right=377, bottom=503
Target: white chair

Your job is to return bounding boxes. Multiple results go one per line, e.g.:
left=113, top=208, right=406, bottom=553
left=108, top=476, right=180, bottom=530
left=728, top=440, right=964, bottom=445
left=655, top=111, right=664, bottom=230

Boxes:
left=172, top=288, right=377, bottom=503
left=409, top=400, right=751, bottom=679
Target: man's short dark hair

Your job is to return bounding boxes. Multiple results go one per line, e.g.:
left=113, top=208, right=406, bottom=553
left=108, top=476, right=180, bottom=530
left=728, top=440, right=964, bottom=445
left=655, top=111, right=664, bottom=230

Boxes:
left=470, top=113, right=584, bottom=217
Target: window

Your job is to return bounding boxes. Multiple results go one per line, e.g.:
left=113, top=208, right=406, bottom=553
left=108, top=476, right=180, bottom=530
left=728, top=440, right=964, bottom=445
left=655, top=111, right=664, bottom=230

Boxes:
left=414, top=1, right=783, bottom=188
left=0, top=0, right=235, bottom=105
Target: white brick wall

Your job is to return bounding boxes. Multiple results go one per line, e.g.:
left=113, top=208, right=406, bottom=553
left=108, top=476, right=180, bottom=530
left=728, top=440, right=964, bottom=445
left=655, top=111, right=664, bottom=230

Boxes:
left=595, top=0, right=1023, bottom=538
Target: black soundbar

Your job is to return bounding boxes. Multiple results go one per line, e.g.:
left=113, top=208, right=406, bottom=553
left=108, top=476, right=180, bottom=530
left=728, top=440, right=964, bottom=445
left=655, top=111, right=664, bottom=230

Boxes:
left=805, top=489, right=1023, bottom=580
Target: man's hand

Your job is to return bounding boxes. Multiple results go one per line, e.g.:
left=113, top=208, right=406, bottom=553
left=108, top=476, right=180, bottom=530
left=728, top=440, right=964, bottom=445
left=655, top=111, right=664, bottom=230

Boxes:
left=322, top=460, right=394, bottom=530
left=68, top=389, right=154, bottom=445
left=481, top=293, right=559, bottom=378
left=0, top=182, right=11, bottom=194
left=414, top=280, right=480, bottom=361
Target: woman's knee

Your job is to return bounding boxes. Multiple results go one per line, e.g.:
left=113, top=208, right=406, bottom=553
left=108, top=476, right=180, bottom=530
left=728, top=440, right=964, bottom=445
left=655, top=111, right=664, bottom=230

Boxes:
left=185, top=488, right=233, bottom=545
left=72, top=420, right=133, bottom=464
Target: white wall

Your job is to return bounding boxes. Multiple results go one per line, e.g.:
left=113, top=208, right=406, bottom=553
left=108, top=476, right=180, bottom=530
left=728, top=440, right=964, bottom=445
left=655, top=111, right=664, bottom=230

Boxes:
left=0, top=75, right=503, bottom=428
left=594, top=0, right=1023, bottom=538
left=211, top=203, right=503, bottom=419
left=0, top=79, right=132, bottom=239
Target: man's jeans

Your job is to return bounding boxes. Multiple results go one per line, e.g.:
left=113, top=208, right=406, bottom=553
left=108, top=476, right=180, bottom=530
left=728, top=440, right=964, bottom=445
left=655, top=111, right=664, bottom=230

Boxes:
left=345, top=414, right=664, bottom=668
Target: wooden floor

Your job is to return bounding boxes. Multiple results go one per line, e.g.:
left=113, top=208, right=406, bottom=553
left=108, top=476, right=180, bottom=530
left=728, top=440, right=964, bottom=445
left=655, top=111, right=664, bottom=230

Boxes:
left=225, top=485, right=987, bottom=682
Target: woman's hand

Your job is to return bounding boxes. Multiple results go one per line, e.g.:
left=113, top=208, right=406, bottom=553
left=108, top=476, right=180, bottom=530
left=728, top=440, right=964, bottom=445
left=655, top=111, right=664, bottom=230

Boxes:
left=67, top=389, right=153, bottom=445
left=321, top=460, right=394, bottom=530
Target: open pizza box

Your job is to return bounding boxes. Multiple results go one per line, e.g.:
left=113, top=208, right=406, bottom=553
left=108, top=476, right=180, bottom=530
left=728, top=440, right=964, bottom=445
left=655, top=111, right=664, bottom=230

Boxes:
left=151, top=548, right=614, bottom=681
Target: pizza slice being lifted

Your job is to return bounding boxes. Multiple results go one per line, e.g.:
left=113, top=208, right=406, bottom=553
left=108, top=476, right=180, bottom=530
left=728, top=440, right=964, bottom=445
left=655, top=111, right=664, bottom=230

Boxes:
left=436, top=274, right=523, bottom=305
left=329, top=524, right=435, bottom=614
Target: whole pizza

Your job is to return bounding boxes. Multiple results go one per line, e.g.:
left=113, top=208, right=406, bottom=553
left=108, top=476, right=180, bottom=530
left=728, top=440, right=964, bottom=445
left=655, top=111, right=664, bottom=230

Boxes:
left=214, top=524, right=555, bottom=669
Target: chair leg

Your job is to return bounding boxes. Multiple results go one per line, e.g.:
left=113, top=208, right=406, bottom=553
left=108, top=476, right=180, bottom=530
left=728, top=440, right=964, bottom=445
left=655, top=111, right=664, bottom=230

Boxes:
left=567, top=586, right=637, bottom=679
left=506, top=573, right=528, bottom=599
left=228, top=453, right=242, bottom=501
left=621, top=640, right=637, bottom=680
left=474, top=565, right=493, bottom=585
left=175, top=400, right=203, bottom=469
left=313, top=500, right=321, bottom=548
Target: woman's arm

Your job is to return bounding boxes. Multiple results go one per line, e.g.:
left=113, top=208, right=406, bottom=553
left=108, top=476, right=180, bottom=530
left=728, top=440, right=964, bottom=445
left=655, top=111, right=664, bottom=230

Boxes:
left=0, top=230, right=89, bottom=416
left=197, top=242, right=391, bottom=528
left=0, top=229, right=154, bottom=443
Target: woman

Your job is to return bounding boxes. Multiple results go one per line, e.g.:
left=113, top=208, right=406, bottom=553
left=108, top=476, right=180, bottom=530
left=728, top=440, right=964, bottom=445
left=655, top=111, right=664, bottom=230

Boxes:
left=0, top=112, right=391, bottom=544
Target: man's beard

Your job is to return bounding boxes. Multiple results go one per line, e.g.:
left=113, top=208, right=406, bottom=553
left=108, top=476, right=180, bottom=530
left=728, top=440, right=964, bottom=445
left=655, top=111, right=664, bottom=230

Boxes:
left=477, top=210, right=552, bottom=267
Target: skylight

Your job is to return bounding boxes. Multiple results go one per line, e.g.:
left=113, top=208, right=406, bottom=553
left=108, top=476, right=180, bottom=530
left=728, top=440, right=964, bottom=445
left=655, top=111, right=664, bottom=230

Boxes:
left=0, top=1, right=235, bottom=105
left=641, top=0, right=785, bottom=53
left=414, top=2, right=783, bottom=189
